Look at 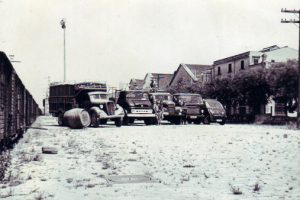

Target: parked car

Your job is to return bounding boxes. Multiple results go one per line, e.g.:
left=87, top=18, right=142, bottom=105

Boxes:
left=203, top=99, right=226, bottom=125
left=173, top=93, right=205, bottom=124
left=149, top=92, right=184, bottom=124
left=117, top=90, right=157, bottom=125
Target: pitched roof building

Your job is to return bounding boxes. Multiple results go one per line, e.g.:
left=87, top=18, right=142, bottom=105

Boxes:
left=169, top=63, right=212, bottom=87
left=128, top=78, right=144, bottom=90
left=143, top=73, right=173, bottom=90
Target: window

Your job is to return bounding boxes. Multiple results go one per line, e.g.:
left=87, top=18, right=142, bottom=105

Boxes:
left=252, top=56, right=260, bottom=65
left=241, top=60, right=245, bottom=70
left=228, top=64, right=232, bottom=73
left=217, top=67, right=221, bottom=75
left=271, top=60, right=275, bottom=62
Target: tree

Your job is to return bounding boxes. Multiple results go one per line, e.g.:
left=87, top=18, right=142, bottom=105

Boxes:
left=233, top=68, right=271, bottom=114
left=267, top=59, right=298, bottom=112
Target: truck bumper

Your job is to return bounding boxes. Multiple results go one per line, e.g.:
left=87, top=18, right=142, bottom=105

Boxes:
left=99, top=115, right=123, bottom=119
left=127, top=113, right=156, bottom=118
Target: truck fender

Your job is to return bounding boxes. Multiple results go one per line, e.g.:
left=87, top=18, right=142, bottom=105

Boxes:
left=89, top=107, right=107, bottom=118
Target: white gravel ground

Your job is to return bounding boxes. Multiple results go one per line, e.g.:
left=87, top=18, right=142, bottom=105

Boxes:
left=0, top=116, right=299, bottom=200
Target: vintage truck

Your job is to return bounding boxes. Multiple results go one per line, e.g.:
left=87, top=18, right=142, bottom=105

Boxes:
left=149, top=92, right=184, bottom=124
left=173, top=93, right=205, bottom=124
left=49, top=82, right=124, bottom=127
left=117, top=90, right=157, bottom=125
left=203, top=99, right=227, bottom=125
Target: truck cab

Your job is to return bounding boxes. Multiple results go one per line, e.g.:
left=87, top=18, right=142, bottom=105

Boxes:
left=85, top=91, right=124, bottom=127
left=203, top=99, right=226, bottom=125
left=149, top=92, right=184, bottom=124
left=117, top=90, right=157, bottom=125
left=49, top=82, right=124, bottom=127
left=173, top=93, right=205, bottom=124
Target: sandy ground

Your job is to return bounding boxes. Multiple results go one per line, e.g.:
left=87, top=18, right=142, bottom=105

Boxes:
left=0, top=116, right=299, bottom=200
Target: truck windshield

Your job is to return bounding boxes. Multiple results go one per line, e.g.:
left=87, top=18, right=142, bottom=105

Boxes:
left=177, top=95, right=202, bottom=104
left=126, top=92, right=149, bottom=100
left=89, top=93, right=108, bottom=100
left=205, top=100, right=223, bottom=109
left=153, top=94, right=171, bottom=101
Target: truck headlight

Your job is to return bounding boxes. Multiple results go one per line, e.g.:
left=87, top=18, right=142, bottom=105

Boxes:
left=100, top=105, right=103, bottom=109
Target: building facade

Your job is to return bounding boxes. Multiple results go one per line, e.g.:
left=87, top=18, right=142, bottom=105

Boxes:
left=213, top=45, right=298, bottom=79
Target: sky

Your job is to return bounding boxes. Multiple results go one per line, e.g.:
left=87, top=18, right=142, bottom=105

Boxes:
left=0, top=0, right=299, bottom=108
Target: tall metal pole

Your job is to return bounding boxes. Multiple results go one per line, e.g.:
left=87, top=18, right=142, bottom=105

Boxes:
left=281, top=9, right=300, bottom=129
left=64, top=27, right=66, bottom=82
left=60, top=19, right=66, bottom=82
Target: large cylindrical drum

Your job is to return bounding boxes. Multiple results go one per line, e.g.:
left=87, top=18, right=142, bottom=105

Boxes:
left=63, top=108, right=91, bottom=129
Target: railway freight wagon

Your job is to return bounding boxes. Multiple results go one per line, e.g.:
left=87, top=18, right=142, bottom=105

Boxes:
left=0, top=51, right=40, bottom=149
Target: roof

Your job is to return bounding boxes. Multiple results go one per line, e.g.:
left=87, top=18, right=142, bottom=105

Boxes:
left=174, top=93, right=201, bottom=96
left=213, top=51, right=250, bottom=65
left=150, top=92, right=171, bottom=95
left=213, top=45, right=296, bottom=65
left=169, top=63, right=212, bottom=85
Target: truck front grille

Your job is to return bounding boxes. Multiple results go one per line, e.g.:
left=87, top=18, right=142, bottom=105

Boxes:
left=187, top=107, right=200, bottom=115
left=168, top=107, right=175, bottom=115
left=105, top=102, right=115, bottom=115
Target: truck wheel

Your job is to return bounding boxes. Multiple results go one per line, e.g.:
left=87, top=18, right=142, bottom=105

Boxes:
left=219, top=121, right=225, bottom=125
left=203, top=116, right=210, bottom=125
left=144, top=119, right=151, bottom=125
left=151, top=118, right=158, bottom=125
left=129, top=118, right=135, bottom=124
left=99, top=119, right=107, bottom=125
left=115, top=118, right=122, bottom=127
left=194, top=118, right=201, bottom=124
left=123, top=116, right=129, bottom=125
left=90, top=112, right=99, bottom=127
left=58, top=112, right=64, bottom=126
left=174, top=118, right=182, bottom=125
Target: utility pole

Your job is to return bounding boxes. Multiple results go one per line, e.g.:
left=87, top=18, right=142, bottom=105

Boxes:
left=60, top=19, right=66, bottom=82
left=281, top=8, right=300, bottom=129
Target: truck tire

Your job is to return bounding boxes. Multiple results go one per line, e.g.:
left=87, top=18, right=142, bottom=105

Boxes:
left=151, top=118, right=158, bottom=125
left=58, top=112, right=64, bottom=126
left=144, top=119, right=152, bottom=125
left=194, top=118, right=201, bottom=124
left=129, top=118, right=135, bottom=124
left=219, top=121, right=225, bottom=125
left=203, top=115, right=210, bottom=125
left=115, top=118, right=122, bottom=127
left=123, top=116, right=129, bottom=125
left=90, top=112, right=99, bottom=127
left=174, top=117, right=183, bottom=125
left=99, top=119, right=107, bottom=125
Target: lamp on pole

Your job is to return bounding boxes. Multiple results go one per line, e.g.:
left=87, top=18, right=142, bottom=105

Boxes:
left=60, top=19, right=66, bottom=82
